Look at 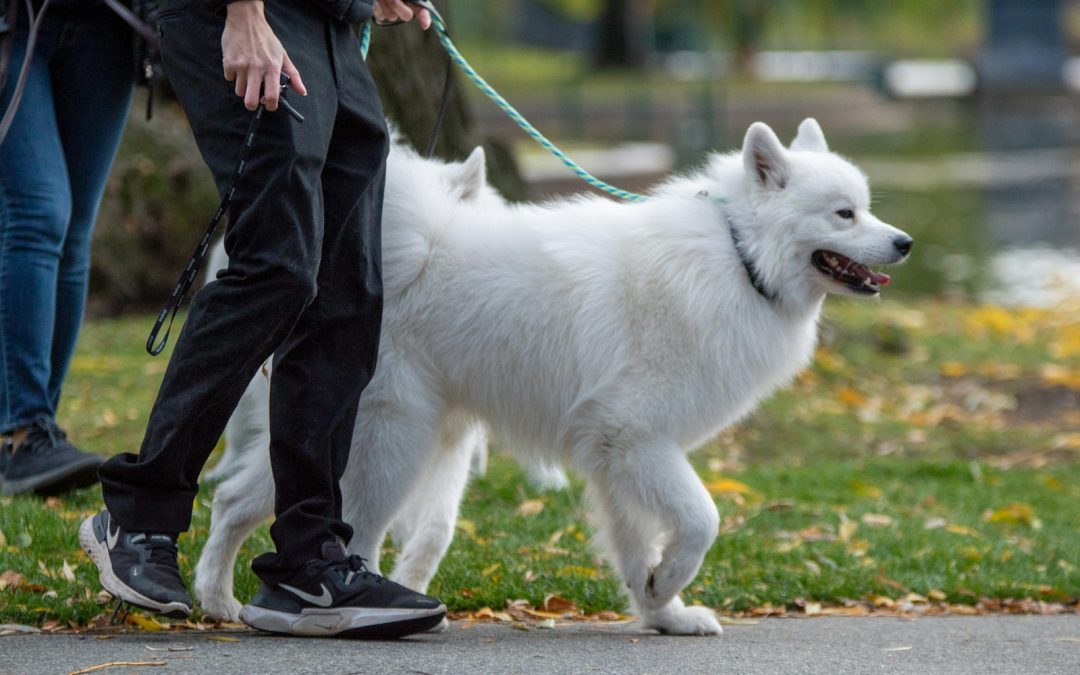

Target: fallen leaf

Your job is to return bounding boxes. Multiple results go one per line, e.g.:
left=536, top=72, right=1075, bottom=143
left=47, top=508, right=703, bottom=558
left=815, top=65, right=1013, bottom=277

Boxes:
left=456, top=519, right=477, bottom=538
left=537, top=618, right=556, bottom=629
left=705, top=478, right=755, bottom=496
left=557, top=565, right=598, bottom=579
left=125, top=614, right=166, bottom=632
left=883, top=645, right=913, bottom=652
left=861, top=513, right=894, bottom=528
left=924, top=517, right=947, bottom=530
left=944, top=524, right=981, bottom=538
left=0, top=570, right=25, bottom=591
left=804, top=602, right=822, bottom=616
left=836, top=386, right=868, bottom=407
left=870, top=595, right=895, bottom=607
left=515, top=499, right=545, bottom=517
left=61, top=560, right=76, bottom=582
left=985, top=503, right=1040, bottom=528
left=206, top=636, right=240, bottom=643
left=839, top=519, right=859, bottom=543
left=928, top=589, right=948, bottom=602
left=542, top=595, right=581, bottom=615
left=851, top=480, right=883, bottom=498
left=590, top=611, right=622, bottom=621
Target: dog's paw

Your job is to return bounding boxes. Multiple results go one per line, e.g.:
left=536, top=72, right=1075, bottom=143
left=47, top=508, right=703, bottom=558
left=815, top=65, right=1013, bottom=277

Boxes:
left=196, top=592, right=243, bottom=623
left=642, top=604, right=722, bottom=636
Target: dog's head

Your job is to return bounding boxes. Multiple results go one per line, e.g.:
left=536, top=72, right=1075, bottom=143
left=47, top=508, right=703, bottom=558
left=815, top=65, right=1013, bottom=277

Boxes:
left=741, top=119, right=912, bottom=298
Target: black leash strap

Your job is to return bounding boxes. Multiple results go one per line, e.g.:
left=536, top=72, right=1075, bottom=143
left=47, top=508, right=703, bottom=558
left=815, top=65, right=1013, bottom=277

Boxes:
left=146, top=105, right=264, bottom=354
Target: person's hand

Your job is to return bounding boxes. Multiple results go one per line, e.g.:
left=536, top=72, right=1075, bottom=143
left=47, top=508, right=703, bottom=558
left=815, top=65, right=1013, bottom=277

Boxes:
left=222, top=0, right=307, bottom=112
left=374, top=0, right=433, bottom=29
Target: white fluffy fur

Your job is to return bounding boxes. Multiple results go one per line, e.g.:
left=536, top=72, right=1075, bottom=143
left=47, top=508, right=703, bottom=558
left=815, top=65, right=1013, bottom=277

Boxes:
left=195, top=119, right=910, bottom=635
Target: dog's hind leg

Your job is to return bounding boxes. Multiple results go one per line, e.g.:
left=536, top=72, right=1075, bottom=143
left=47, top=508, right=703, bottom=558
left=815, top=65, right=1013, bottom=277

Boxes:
left=338, top=385, right=443, bottom=578
left=194, top=453, right=275, bottom=621
left=388, top=414, right=481, bottom=593
left=585, top=439, right=721, bottom=636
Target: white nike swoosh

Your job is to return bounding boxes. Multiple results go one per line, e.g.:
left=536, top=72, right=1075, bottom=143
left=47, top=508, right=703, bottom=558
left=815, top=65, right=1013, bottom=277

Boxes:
left=106, top=521, right=119, bottom=550
left=279, top=583, right=333, bottom=607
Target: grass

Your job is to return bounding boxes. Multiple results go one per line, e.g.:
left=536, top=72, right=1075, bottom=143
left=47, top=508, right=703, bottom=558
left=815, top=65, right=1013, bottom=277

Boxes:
left=1, top=299, right=1079, bottom=627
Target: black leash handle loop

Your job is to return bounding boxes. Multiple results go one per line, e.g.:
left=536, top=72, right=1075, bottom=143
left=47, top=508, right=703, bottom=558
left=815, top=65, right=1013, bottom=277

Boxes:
left=147, top=73, right=304, bottom=355
left=147, top=105, right=265, bottom=354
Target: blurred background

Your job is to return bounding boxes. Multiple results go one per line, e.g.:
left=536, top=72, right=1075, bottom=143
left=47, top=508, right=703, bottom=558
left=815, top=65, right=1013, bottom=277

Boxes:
left=91, top=0, right=1080, bottom=312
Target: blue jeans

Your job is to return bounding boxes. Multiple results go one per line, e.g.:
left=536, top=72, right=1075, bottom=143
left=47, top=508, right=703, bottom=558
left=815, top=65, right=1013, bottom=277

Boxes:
left=0, top=6, right=133, bottom=434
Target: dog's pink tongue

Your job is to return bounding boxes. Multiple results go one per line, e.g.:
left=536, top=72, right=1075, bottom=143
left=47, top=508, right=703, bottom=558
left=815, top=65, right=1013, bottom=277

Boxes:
left=871, top=270, right=891, bottom=286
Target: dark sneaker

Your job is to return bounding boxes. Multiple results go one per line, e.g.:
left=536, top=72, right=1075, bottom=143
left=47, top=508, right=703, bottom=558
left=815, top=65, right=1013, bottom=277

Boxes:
left=1, top=418, right=103, bottom=496
left=240, top=541, right=446, bottom=638
left=79, top=509, right=192, bottom=618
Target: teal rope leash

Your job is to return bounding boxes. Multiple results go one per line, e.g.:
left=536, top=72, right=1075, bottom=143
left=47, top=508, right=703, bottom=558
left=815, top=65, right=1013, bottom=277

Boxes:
left=361, top=4, right=648, bottom=203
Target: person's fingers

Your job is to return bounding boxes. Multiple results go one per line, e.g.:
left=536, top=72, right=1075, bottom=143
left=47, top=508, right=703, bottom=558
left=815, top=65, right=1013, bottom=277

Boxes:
left=243, top=68, right=263, bottom=110
left=234, top=67, right=247, bottom=98
left=383, top=0, right=414, bottom=21
left=282, top=54, right=306, bottom=96
left=224, top=61, right=237, bottom=82
left=417, top=8, right=432, bottom=30
left=262, top=68, right=280, bottom=111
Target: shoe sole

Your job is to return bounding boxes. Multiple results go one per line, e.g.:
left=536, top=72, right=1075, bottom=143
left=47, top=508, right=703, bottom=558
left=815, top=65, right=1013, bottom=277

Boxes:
left=1, top=456, right=101, bottom=496
left=78, top=515, right=192, bottom=619
left=239, top=603, right=447, bottom=639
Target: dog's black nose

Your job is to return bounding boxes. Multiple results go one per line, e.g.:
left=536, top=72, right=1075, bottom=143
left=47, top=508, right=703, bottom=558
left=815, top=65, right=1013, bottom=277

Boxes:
left=893, top=236, right=913, bottom=257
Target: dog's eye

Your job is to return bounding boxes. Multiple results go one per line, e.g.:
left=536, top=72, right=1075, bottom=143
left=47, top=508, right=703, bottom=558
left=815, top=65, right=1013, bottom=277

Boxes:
left=836, top=209, right=854, bottom=220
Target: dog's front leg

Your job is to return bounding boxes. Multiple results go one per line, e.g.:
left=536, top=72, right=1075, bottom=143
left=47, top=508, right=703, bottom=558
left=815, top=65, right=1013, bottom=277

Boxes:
left=588, top=441, right=721, bottom=635
left=194, top=456, right=276, bottom=621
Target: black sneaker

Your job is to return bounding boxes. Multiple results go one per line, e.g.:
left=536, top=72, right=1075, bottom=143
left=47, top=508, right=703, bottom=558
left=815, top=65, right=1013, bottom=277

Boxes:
left=1, top=418, right=103, bottom=496
left=240, top=541, right=446, bottom=638
left=79, top=509, right=192, bottom=618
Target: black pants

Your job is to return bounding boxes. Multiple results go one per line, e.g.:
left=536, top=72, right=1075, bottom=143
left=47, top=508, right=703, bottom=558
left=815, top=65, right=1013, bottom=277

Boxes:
left=98, top=0, right=386, bottom=583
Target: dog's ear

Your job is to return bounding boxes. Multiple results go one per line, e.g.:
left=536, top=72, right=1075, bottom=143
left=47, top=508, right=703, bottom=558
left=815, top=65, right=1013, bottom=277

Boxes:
left=790, top=118, right=829, bottom=153
left=452, top=146, right=488, bottom=201
left=743, top=122, right=788, bottom=190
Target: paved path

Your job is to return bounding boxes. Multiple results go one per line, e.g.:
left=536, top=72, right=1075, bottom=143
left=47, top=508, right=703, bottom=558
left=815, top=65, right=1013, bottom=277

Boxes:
left=4, top=615, right=1079, bottom=674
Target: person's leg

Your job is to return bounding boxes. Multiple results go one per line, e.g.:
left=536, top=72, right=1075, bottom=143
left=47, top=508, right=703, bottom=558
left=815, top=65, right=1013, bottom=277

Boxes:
left=0, top=18, right=68, bottom=435
left=96, top=1, right=339, bottom=536
left=238, top=11, right=444, bottom=639
left=0, top=13, right=103, bottom=495
left=47, top=7, right=134, bottom=412
left=250, top=23, right=388, bottom=581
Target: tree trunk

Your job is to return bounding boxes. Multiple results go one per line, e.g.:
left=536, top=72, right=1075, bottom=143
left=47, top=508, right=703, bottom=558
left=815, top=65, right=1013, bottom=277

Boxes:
left=592, top=0, right=652, bottom=70
left=367, top=7, right=529, bottom=201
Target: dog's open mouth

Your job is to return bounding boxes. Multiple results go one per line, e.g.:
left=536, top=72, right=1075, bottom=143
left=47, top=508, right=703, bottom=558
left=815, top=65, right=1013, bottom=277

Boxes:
left=811, top=250, right=891, bottom=295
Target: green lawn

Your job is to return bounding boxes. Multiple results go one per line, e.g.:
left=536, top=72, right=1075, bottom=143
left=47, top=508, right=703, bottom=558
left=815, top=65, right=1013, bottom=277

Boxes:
left=1, top=299, right=1078, bottom=628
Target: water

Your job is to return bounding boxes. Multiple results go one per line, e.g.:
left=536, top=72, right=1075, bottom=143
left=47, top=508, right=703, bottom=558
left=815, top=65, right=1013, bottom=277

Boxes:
left=852, top=93, right=1080, bottom=305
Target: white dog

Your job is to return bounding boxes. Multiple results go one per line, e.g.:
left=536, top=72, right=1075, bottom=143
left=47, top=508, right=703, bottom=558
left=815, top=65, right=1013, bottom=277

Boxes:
left=195, top=119, right=911, bottom=635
